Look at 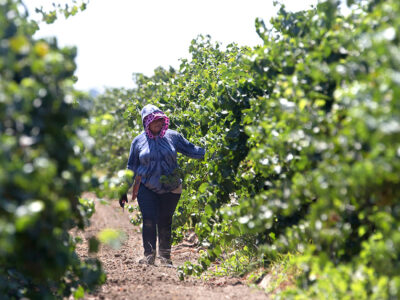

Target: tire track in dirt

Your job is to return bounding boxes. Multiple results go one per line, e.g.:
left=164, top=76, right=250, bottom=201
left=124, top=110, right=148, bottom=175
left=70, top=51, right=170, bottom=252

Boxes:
left=74, top=194, right=269, bottom=300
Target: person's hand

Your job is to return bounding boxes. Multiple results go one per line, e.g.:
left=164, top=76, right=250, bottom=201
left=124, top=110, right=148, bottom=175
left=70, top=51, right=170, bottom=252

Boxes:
left=131, top=189, right=139, bottom=202
left=131, top=183, right=140, bottom=202
left=119, top=193, right=128, bottom=208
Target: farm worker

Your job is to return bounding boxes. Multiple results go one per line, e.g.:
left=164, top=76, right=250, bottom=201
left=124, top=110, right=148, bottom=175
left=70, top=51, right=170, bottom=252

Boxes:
left=119, top=104, right=205, bottom=266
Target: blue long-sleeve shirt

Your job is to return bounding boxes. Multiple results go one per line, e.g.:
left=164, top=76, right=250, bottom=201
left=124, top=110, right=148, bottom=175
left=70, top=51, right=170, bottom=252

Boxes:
left=127, top=129, right=205, bottom=194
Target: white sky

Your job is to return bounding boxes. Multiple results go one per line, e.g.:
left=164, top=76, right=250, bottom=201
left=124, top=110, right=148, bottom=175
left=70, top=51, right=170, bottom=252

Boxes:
left=26, top=0, right=317, bottom=91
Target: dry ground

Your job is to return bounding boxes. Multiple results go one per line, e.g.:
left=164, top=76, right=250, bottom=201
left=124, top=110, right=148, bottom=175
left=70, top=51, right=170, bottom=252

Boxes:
left=74, top=194, right=269, bottom=300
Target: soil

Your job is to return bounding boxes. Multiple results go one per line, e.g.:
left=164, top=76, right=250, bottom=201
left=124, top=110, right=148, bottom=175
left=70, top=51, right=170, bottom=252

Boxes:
left=74, top=194, right=269, bottom=300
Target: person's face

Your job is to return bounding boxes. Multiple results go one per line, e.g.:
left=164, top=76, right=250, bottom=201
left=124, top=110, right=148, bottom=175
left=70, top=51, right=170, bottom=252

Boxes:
left=149, top=118, right=164, bottom=135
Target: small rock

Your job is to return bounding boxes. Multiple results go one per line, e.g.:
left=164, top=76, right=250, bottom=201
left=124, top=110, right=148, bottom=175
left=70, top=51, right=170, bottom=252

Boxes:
left=259, top=274, right=272, bottom=290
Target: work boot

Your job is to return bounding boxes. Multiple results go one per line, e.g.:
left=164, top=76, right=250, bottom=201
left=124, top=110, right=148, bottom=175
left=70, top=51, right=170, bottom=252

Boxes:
left=138, top=253, right=155, bottom=265
left=159, top=256, right=173, bottom=268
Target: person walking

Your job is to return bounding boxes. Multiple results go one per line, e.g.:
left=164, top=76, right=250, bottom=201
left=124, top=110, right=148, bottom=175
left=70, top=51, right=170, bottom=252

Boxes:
left=119, top=104, right=205, bottom=266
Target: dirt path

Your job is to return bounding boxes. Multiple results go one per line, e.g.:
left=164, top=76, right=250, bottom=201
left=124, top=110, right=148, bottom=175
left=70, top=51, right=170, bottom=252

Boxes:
left=75, top=194, right=268, bottom=300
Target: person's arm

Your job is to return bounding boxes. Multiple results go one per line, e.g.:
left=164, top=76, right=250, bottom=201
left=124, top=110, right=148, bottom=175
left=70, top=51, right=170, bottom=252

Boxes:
left=127, top=139, right=139, bottom=178
left=131, top=175, right=141, bottom=201
left=120, top=138, right=140, bottom=208
left=175, top=132, right=205, bottom=159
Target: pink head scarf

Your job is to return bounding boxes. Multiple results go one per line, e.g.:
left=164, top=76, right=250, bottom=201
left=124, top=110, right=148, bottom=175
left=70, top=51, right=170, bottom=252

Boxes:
left=143, top=111, right=170, bottom=139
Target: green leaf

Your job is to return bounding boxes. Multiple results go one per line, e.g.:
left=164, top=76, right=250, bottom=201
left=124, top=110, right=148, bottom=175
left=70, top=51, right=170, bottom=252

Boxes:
left=73, top=285, right=85, bottom=299
left=89, top=237, right=100, bottom=253
left=199, top=183, right=209, bottom=193
left=98, top=229, right=127, bottom=249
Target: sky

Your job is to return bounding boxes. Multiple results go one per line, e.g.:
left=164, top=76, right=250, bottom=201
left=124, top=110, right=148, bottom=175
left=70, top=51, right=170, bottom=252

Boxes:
left=26, top=0, right=318, bottom=92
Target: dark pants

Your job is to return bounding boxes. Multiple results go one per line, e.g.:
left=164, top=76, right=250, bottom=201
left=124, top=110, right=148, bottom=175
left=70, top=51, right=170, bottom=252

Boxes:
left=137, top=184, right=181, bottom=259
